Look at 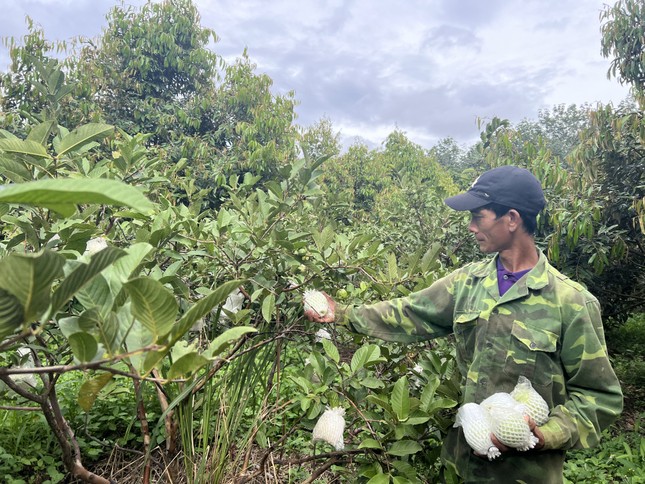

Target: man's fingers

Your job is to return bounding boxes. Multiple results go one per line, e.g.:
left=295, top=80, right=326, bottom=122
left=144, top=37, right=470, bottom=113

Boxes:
left=524, top=415, right=537, bottom=431
left=490, top=433, right=510, bottom=453
left=304, top=308, right=334, bottom=323
left=302, top=291, right=336, bottom=323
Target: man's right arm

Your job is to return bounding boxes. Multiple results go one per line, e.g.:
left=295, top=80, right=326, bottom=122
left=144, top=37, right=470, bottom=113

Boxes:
left=335, top=276, right=456, bottom=343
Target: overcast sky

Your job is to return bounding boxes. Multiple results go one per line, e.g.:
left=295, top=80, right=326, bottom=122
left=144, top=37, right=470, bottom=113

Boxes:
left=0, top=0, right=632, bottom=149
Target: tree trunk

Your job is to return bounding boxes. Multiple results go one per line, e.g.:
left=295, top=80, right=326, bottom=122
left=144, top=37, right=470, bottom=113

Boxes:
left=42, top=385, right=112, bottom=484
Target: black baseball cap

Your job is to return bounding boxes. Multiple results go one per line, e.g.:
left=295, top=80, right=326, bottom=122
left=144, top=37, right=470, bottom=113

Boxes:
left=444, top=165, right=546, bottom=215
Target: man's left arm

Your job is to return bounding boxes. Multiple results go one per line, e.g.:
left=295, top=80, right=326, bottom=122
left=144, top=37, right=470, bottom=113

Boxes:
left=538, top=298, right=623, bottom=450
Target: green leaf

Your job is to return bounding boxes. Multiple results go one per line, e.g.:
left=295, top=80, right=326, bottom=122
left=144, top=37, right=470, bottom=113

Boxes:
left=322, top=338, right=340, bottom=364
left=306, top=351, right=326, bottom=377
left=168, top=352, right=209, bottom=379
left=420, top=376, right=440, bottom=411
left=387, top=440, right=422, bottom=457
left=313, top=225, right=335, bottom=252
left=49, top=247, right=127, bottom=318
left=261, top=293, right=275, bottom=323
left=392, top=460, right=417, bottom=481
left=205, top=326, right=257, bottom=358
left=141, top=281, right=246, bottom=374
left=406, top=410, right=431, bottom=425
left=291, top=376, right=312, bottom=393
left=0, top=155, right=32, bottom=182
left=0, top=251, right=65, bottom=324
left=366, top=473, right=391, bottom=484
left=358, top=438, right=383, bottom=450
left=360, top=376, right=385, bottom=389
left=26, top=121, right=55, bottom=146
left=0, top=288, right=24, bottom=339
left=78, top=372, right=113, bottom=412
left=392, top=477, right=413, bottom=484
left=105, top=243, right=154, bottom=284
left=391, top=376, right=410, bottom=422
left=172, top=280, right=245, bottom=342
left=142, top=349, right=167, bottom=373
left=351, top=344, right=381, bottom=373
left=125, top=318, right=154, bottom=373
left=58, top=315, right=94, bottom=338
left=101, top=310, right=130, bottom=355
left=421, top=243, right=441, bottom=272
left=0, top=138, right=50, bottom=158
left=0, top=129, right=19, bottom=140
left=0, top=178, right=155, bottom=216
left=425, top=397, right=457, bottom=415
left=124, top=278, right=178, bottom=338
left=68, top=332, right=98, bottom=362
left=366, top=394, right=392, bottom=413
left=74, top=274, right=113, bottom=318
left=171, top=340, right=197, bottom=362
left=56, top=123, right=114, bottom=156
left=387, top=252, right=398, bottom=281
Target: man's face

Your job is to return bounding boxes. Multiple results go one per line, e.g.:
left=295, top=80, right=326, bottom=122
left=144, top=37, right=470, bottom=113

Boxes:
left=468, top=208, right=511, bottom=253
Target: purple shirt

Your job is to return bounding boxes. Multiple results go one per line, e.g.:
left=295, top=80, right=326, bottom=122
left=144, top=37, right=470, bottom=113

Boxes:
left=496, top=257, right=531, bottom=296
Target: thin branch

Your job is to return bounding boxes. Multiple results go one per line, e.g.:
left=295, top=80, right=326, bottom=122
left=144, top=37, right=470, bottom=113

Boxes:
left=0, top=374, right=44, bottom=404
left=0, top=344, right=164, bottom=377
left=303, top=456, right=348, bottom=484
left=0, top=329, right=36, bottom=352
left=0, top=405, right=42, bottom=411
left=128, top=361, right=152, bottom=484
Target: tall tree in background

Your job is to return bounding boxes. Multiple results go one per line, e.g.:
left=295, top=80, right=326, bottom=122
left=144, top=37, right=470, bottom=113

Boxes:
left=77, top=0, right=220, bottom=141
left=515, top=104, right=594, bottom=161
left=0, top=21, right=70, bottom=131
left=601, top=0, right=645, bottom=103
left=455, top=36, right=642, bottom=316
left=566, top=0, right=645, bottom=321
left=299, top=117, right=341, bottom=162
left=70, top=0, right=299, bottom=204
left=212, top=52, right=299, bottom=182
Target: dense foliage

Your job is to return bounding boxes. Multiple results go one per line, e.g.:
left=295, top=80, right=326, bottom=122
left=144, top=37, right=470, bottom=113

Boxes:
left=0, top=0, right=643, bottom=482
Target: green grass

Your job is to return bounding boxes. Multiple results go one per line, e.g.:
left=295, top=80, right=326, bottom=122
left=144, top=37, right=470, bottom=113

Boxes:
left=564, top=417, right=644, bottom=484
left=0, top=410, right=65, bottom=484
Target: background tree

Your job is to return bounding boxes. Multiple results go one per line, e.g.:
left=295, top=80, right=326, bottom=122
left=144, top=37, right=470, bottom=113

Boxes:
left=601, top=0, right=645, bottom=103
left=515, top=104, right=593, bottom=161
left=211, top=52, right=299, bottom=182
left=0, top=21, right=71, bottom=132
left=77, top=0, right=220, bottom=141
left=299, top=116, right=341, bottom=162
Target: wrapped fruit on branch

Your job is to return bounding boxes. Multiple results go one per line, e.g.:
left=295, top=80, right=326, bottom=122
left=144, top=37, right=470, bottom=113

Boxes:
left=303, top=289, right=330, bottom=318
left=312, top=406, right=346, bottom=451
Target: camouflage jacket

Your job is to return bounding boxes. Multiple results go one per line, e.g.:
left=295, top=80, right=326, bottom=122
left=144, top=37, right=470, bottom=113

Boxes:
left=340, top=251, right=623, bottom=483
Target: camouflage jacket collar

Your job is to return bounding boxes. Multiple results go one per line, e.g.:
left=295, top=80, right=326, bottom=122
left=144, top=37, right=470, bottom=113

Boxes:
left=469, top=250, right=550, bottom=299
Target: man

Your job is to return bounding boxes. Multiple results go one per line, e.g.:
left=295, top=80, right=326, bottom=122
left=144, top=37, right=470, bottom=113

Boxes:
left=305, top=165, right=623, bottom=483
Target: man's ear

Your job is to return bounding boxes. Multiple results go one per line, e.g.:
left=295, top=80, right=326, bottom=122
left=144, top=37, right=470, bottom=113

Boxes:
left=507, top=209, right=522, bottom=232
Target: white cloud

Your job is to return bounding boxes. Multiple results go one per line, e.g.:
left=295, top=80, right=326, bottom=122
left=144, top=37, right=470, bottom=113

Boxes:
left=0, top=0, right=632, bottom=148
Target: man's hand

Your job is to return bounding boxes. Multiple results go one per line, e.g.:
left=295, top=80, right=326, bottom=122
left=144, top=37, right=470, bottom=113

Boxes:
left=303, top=291, right=336, bottom=323
left=526, top=416, right=545, bottom=450
left=487, top=416, right=545, bottom=455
